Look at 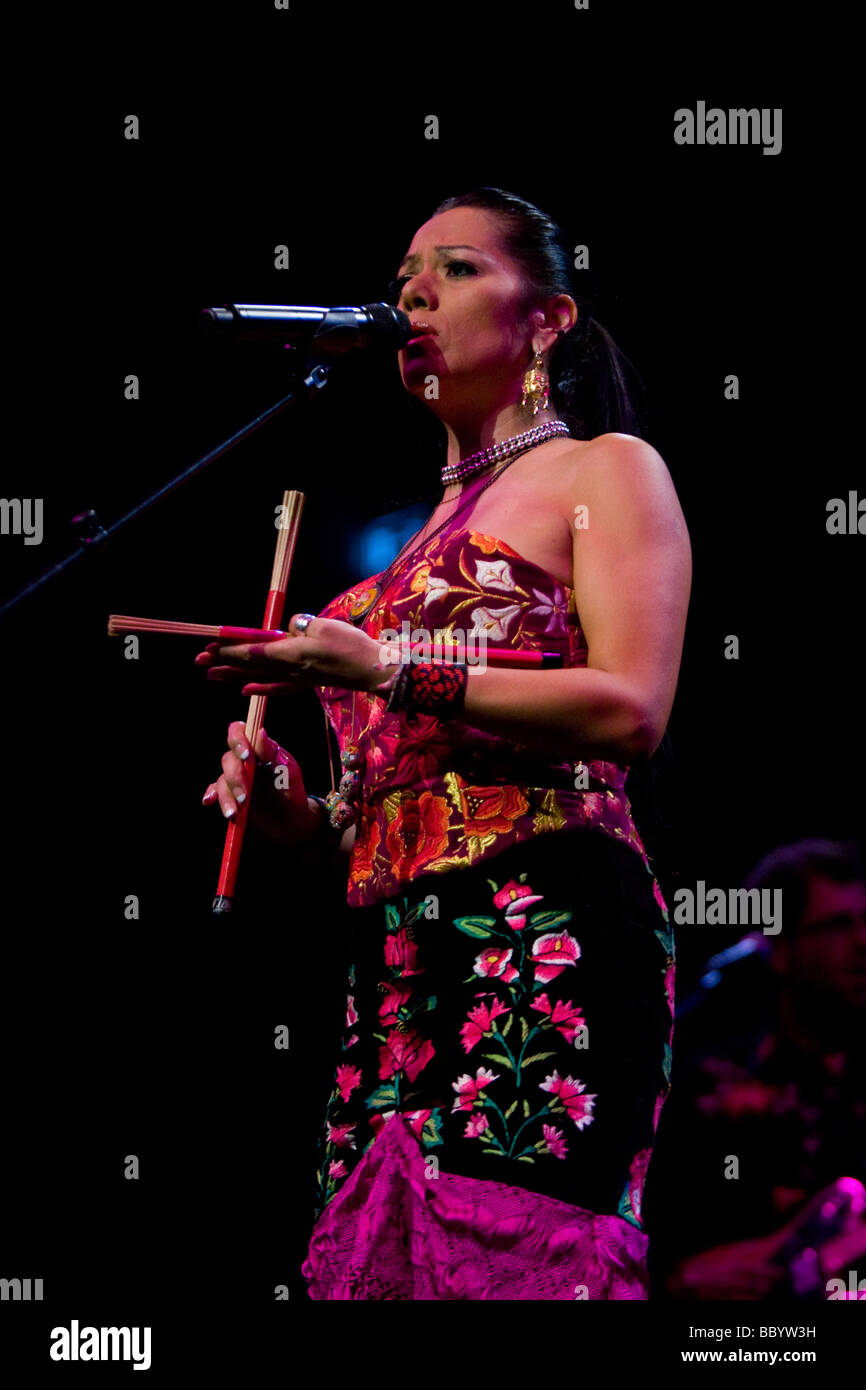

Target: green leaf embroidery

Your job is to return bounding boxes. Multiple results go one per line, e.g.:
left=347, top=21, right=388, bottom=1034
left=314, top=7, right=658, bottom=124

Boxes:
left=453, top=916, right=498, bottom=939
left=517, top=1155, right=536, bottom=1163
left=483, top=1052, right=515, bottom=1069
left=528, top=909, right=574, bottom=931
left=523, top=1099, right=531, bottom=1117
left=520, top=1017, right=529, bottom=1042
left=365, top=1083, right=398, bottom=1109
left=421, top=1110, right=445, bottom=1148
left=501, top=1013, right=513, bottom=1038
left=521, top=1051, right=557, bottom=1067
left=482, top=1147, right=503, bottom=1156
left=505, top=1100, right=518, bottom=1119
left=408, top=995, right=438, bottom=1016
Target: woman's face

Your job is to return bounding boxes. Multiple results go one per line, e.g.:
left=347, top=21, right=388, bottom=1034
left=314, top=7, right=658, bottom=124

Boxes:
left=393, top=207, right=539, bottom=420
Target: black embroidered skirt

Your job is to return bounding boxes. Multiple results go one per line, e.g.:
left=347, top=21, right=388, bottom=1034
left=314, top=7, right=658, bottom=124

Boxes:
left=309, top=828, right=675, bottom=1235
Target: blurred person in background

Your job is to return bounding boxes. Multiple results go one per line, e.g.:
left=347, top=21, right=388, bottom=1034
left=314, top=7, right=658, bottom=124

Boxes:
left=644, top=838, right=866, bottom=1300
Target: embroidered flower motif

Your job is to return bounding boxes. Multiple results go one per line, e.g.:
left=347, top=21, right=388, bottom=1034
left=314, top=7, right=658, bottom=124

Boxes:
left=384, top=927, right=422, bottom=975
left=346, top=995, right=358, bottom=1028
left=328, top=1159, right=348, bottom=1181
left=403, top=1109, right=434, bottom=1139
left=493, top=879, right=545, bottom=931
left=472, top=946, right=519, bottom=983
left=391, top=720, right=454, bottom=784
left=531, top=993, right=587, bottom=1044
left=541, top=1123, right=568, bottom=1159
left=335, top=1064, right=362, bottom=1103
left=460, top=996, right=511, bottom=1053
left=469, top=603, right=523, bottom=641
left=325, top=1121, right=358, bottom=1149
left=464, top=1111, right=491, bottom=1139
left=377, top=980, right=413, bottom=1025
left=626, top=1146, right=653, bottom=1224
left=423, top=575, right=450, bottom=609
left=378, top=1027, right=436, bottom=1083
left=384, top=791, right=451, bottom=879
left=539, top=1070, right=597, bottom=1130
left=468, top=530, right=504, bottom=555
left=348, top=804, right=382, bottom=887
left=473, top=557, right=516, bottom=592
left=459, top=783, right=528, bottom=838
left=451, top=1065, right=500, bottom=1113
left=531, top=930, right=582, bottom=984
left=527, top=585, right=568, bottom=635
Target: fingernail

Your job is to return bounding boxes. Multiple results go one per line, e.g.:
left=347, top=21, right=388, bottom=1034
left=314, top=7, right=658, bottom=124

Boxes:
left=239, top=747, right=249, bottom=761
left=235, top=791, right=246, bottom=805
left=223, top=804, right=235, bottom=818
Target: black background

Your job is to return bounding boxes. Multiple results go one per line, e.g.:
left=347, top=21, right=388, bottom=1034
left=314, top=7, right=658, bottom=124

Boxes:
left=1, top=0, right=860, bottom=1373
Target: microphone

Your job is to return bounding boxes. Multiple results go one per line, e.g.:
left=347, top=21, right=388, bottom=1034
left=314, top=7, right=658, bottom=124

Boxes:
left=698, top=932, right=767, bottom=990
left=199, top=301, right=411, bottom=354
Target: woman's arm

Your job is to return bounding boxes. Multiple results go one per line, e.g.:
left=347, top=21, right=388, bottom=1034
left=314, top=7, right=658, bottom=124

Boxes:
left=430, top=434, right=692, bottom=764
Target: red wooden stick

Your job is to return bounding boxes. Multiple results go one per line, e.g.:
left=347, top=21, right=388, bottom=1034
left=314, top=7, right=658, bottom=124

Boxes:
left=212, top=490, right=305, bottom=914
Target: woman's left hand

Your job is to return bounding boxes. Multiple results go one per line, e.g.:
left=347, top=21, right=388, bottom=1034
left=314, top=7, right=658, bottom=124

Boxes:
left=193, top=614, right=398, bottom=697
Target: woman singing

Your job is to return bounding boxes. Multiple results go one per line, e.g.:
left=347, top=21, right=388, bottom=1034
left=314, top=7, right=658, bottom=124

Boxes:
left=197, top=188, right=692, bottom=1300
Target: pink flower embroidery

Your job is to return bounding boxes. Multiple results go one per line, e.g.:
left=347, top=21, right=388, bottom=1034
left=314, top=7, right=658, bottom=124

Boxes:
left=541, top=1123, right=568, bottom=1159
left=404, top=1109, right=433, bottom=1139
left=346, top=994, right=358, bottom=1027
left=378, top=1027, right=436, bottom=1083
left=531, top=993, right=586, bottom=1044
left=539, top=1070, right=597, bottom=1130
left=384, top=927, right=421, bottom=974
left=335, top=1064, right=362, bottom=1103
left=473, top=946, right=519, bottom=983
left=627, top=1147, right=653, bottom=1224
left=464, top=1111, right=491, bottom=1139
left=460, top=996, right=511, bottom=1053
left=451, top=1066, right=500, bottom=1113
left=328, top=1159, right=348, bottom=1180
left=369, top=1109, right=396, bottom=1138
left=664, top=961, right=675, bottom=1014
left=326, top=1121, right=357, bottom=1149
left=492, top=879, right=545, bottom=931
left=378, top=980, right=413, bottom=1025
left=531, top=930, right=581, bottom=984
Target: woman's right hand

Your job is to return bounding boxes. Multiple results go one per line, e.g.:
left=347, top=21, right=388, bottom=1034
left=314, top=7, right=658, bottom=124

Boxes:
left=201, top=720, right=321, bottom=846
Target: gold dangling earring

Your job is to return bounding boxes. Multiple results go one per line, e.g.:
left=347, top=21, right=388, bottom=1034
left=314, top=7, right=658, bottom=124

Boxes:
left=521, top=346, right=550, bottom=416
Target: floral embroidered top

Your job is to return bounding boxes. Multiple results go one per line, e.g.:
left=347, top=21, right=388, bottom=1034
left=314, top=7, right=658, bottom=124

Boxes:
left=315, top=525, right=650, bottom=909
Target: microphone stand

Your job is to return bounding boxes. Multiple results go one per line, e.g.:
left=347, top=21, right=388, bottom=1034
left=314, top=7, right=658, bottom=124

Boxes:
left=0, top=360, right=332, bottom=619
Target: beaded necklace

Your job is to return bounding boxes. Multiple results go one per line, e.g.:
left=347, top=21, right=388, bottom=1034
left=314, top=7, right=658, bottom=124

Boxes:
left=346, top=421, right=570, bottom=628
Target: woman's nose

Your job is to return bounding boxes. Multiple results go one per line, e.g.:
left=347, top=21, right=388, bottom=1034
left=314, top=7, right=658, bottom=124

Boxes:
left=402, top=273, right=436, bottom=311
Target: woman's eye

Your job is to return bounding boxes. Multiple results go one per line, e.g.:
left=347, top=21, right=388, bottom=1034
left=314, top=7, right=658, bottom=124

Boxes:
left=388, top=261, right=476, bottom=301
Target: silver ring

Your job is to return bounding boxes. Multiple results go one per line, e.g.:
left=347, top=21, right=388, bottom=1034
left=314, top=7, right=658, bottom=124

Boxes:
left=293, top=613, right=317, bottom=634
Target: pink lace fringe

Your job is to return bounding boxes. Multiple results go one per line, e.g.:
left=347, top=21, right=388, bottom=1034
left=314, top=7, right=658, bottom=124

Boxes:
left=302, top=1113, right=650, bottom=1300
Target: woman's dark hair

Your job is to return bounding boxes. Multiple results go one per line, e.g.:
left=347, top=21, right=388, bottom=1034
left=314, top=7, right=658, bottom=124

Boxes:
left=426, top=186, right=645, bottom=440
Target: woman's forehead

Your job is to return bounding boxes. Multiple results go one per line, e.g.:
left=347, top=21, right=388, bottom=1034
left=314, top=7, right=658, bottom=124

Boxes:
left=402, top=206, right=504, bottom=258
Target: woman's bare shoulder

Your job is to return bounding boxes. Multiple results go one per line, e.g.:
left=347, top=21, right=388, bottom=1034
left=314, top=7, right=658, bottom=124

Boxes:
left=550, top=433, right=682, bottom=521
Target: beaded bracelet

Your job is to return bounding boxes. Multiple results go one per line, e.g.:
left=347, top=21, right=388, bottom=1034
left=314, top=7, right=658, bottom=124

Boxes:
left=382, top=660, right=469, bottom=721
